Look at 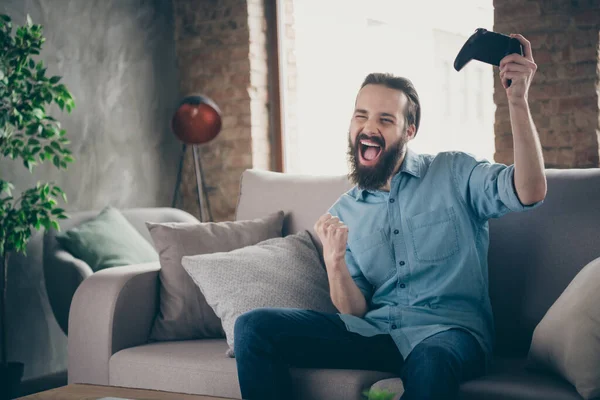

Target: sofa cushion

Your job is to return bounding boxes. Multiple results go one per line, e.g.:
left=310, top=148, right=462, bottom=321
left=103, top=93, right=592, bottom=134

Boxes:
left=109, top=340, right=396, bottom=400
left=181, top=231, right=338, bottom=356
left=56, top=206, right=159, bottom=272
left=527, top=256, right=600, bottom=399
left=459, top=357, right=581, bottom=400
left=146, top=211, right=285, bottom=341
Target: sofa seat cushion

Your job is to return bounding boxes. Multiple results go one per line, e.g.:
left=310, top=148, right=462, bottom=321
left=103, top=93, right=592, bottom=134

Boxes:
left=109, top=339, right=396, bottom=400
left=459, top=357, right=582, bottom=400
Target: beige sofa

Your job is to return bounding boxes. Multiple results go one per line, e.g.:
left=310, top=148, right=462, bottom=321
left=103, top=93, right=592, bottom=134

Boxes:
left=67, top=168, right=600, bottom=400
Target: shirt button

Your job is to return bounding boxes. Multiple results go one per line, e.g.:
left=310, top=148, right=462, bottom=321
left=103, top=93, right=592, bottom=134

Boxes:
left=393, top=229, right=399, bottom=234
left=399, top=261, right=405, bottom=266
left=391, top=324, right=397, bottom=330
left=389, top=198, right=395, bottom=203
left=400, top=283, right=406, bottom=288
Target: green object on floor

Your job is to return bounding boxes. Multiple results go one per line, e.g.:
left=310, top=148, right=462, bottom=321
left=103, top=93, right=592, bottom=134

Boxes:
left=363, top=388, right=397, bottom=400
left=56, top=206, right=158, bottom=272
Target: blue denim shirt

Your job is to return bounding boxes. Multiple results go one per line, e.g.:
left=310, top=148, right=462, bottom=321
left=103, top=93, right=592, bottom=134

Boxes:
left=328, top=149, right=542, bottom=363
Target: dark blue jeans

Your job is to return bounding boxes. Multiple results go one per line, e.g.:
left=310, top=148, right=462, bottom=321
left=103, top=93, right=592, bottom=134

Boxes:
left=234, top=308, right=486, bottom=400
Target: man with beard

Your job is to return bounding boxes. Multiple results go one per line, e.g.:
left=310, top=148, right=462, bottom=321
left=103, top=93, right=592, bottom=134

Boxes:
left=234, top=34, right=546, bottom=400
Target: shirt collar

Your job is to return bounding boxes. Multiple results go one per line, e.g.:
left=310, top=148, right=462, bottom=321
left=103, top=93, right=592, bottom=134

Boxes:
left=352, top=148, right=422, bottom=201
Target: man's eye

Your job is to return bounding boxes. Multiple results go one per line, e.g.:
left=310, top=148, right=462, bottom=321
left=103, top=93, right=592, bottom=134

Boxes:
left=381, top=119, right=393, bottom=124
left=355, top=115, right=367, bottom=120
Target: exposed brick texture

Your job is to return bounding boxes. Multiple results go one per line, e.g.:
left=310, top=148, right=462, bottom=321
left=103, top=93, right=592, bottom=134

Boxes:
left=172, top=0, right=272, bottom=221
left=493, top=0, right=600, bottom=168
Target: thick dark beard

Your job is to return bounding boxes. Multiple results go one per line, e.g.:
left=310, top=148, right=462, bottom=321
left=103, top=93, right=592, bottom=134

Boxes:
left=347, top=132, right=407, bottom=191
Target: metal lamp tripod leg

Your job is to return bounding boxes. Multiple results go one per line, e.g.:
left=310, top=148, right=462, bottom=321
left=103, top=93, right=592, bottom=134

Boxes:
left=192, top=144, right=213, bottom=222
left=171, top=143, right=187, bottom=209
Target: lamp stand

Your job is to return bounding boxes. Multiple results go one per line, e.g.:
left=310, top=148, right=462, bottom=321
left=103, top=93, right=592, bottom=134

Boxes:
left=171, top=143, right=186, bottom=209
left=172, top=143, right=214, bottom=222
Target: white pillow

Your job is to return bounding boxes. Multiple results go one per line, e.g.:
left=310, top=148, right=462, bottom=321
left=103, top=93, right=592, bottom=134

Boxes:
left=181, top=231, right=338, bottom=357
left=527, top=256, right=600, bottom=399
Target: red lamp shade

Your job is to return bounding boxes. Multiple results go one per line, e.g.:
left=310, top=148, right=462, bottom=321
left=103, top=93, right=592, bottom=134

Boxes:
left=171, top=95, right=222, bottom=144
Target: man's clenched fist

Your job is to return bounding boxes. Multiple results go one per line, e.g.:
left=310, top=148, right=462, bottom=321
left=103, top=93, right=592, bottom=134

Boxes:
left=314, top=213, right=348, bottom=267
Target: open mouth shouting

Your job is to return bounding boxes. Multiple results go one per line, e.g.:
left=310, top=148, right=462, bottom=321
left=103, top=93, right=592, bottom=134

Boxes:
left=358, top=136, right=384, bottom=167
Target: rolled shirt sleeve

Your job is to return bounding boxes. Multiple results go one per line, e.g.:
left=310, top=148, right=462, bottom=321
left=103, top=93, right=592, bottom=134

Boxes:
left=452, top=152, right=544, bottom=220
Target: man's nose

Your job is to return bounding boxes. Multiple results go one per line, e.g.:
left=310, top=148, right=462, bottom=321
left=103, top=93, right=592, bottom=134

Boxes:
left=362, top=117, right=379, bottom=135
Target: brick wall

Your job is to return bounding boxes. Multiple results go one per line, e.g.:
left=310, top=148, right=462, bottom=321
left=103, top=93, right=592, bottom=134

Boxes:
left=172, top=0, right=271, bottom=222
left=493, top=0, right=600, bottom=168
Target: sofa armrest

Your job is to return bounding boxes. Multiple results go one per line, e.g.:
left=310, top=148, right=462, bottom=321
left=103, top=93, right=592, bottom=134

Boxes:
left=44, top=249, right=92, bottom=335
left=68, top=262, right=160, bottom=385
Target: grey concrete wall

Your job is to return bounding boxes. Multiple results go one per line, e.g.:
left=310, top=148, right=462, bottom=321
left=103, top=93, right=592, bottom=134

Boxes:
left=0, top=0, right=180, bottom=382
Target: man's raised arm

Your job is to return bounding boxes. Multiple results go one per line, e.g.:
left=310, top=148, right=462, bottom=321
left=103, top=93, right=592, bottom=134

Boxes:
left=500, top=34, right=547, bottom=205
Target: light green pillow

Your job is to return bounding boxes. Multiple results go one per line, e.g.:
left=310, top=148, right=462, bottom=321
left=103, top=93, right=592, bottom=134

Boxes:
left=56, top=206, right=158, bottom=272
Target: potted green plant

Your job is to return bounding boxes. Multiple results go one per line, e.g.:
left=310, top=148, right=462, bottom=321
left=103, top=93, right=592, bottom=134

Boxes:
left=0, top=13, right=74, bottom=399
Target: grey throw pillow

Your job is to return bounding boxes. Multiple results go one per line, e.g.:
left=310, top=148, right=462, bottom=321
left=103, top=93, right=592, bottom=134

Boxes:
left=181, top=230, right=338, bottom=357
left=527, top=256, right=600, bottom=399
left=146, top=211, right=284, bottom=341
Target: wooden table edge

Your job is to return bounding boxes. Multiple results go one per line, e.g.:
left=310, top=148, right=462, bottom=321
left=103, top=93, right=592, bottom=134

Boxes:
left=15, top=383, right=237, bottom=400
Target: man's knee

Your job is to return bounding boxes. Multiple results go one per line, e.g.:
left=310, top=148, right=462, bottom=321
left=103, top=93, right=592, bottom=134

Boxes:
left=402, top=341, right=462, bottom=385
left=418, top=343, right=459, bottom=374
left=234, top=308, right=277, bottom=344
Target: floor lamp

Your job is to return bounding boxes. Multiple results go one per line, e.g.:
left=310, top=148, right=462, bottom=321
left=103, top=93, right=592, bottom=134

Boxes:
left=171, top=95, right=222, bottom=222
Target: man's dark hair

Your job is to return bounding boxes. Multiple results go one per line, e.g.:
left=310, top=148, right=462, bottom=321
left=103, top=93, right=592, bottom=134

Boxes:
left=360, top=73, right=421, bottom=135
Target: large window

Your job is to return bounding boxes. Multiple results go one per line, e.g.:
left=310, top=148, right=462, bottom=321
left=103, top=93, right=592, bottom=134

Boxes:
left=280, top=0, right=495, bottom=175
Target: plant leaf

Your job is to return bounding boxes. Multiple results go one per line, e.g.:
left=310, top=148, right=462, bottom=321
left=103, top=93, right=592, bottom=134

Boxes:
left=32, top=108, right=44, bottom=119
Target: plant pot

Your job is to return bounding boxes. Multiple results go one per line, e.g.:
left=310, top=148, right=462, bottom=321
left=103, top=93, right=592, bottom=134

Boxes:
left=0, top=362, right=24, bottom=400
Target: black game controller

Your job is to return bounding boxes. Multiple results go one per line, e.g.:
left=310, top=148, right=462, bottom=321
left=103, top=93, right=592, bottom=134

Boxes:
left=454, top=28, right=524, bottom=86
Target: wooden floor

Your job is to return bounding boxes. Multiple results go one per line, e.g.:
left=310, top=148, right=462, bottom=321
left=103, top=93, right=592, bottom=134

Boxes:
left=15, top=384, right=235, bottom=400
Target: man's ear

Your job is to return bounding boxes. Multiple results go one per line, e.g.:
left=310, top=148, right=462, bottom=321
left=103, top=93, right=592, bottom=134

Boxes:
left=406, top=124, right=417, bottom=141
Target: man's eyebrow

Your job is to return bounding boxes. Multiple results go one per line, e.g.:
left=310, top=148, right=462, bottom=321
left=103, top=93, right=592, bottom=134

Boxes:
left=380, top=113, right=397, bottom=119
left=354, top=109, right=368, bottom=114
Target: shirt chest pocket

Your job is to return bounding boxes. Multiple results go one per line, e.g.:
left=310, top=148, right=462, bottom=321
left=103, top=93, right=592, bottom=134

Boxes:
left=348, top=229, right=395, bottom=288
left=408, top=206, right=460, bottom=263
